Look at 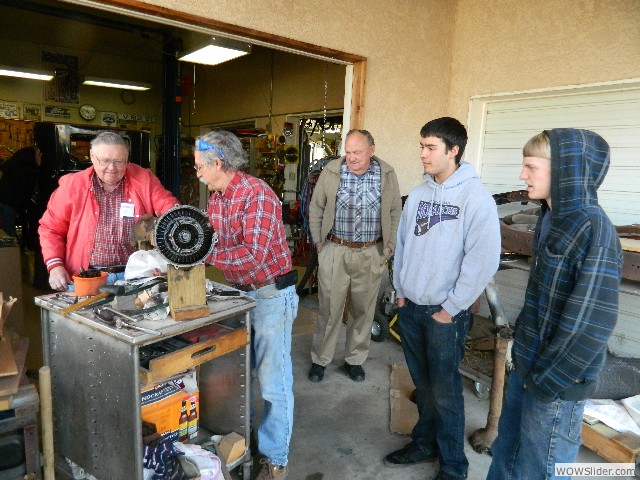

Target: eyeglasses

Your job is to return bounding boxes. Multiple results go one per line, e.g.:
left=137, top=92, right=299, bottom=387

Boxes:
left=196, top=140, right=225, bottom=159
left=95, top=158, right=128, bottom=167
left=193, top=163, right=207, bottom=172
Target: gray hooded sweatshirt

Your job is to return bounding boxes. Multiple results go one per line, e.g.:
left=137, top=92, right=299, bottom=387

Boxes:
left=393, top=161, right=501, bottom=316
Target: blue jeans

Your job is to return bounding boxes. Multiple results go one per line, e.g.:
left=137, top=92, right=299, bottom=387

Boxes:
left=399, top=301, right=471, bottom=479
left=245, top=283, right=298, bottom=467
left=487, top=370, right=585, bottom=480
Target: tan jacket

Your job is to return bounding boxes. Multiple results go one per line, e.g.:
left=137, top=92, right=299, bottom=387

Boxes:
left=309, top=156, right=401, bottom=253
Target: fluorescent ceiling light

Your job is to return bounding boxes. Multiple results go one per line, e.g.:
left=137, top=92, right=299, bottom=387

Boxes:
left=83, top=76, right=151, bottom=91
left=0, top=65, right=54, bottom=81
left=178, top=37, right=251, bottom=66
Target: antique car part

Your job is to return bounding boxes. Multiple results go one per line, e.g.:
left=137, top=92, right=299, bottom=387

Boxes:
left=154, top=205, right=216, bottom=267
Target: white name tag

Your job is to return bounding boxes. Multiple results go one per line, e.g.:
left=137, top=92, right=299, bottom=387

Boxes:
left=120, top=202, right=135, bottom=218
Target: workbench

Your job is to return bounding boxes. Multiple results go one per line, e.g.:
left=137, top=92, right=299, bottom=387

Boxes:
left=36, top=286, right=255, bottom=480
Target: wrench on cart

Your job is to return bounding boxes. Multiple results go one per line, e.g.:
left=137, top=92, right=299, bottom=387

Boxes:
left=93, top=306, right=160, bottom=335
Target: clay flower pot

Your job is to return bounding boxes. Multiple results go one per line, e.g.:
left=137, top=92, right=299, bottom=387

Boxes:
left=72, top=271, right=108, bottom=296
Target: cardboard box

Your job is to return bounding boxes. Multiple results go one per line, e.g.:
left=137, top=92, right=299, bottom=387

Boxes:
left=0, top=234, right=23, bottom=335
left=141, top=381, right=199, bottom=443
left=217, top=431, right=246, bottom=463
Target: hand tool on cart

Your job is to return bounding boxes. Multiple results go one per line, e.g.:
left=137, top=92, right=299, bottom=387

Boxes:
left=59, top=277, right=166, bottom=316
left=93, top=306, right=161, bottom=335
left=60, top=291, right=112, bottom=316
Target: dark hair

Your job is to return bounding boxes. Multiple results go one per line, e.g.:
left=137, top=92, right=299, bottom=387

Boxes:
left=420, top=117, right=467, bottom=163
left=346, top=129, right=375, bottom=146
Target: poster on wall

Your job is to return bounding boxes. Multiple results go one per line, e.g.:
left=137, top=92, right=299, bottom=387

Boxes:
left=42, top=51, right=79, bottom=104
left=23, top=103, right=41, bottom=121
left=45, top=106, right=71, bottom=119
left=0, top=101, right=19, bottom=119
left=101, top=111, right=117, bottom=127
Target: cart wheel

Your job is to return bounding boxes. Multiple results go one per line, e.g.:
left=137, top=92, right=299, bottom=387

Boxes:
left=371, top=311, right=390, bottom=342
left=474, top=381, right=490, bottom=400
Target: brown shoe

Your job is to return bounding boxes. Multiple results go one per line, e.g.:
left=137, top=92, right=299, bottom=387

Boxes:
left=255, top=458, right=288, bottom=480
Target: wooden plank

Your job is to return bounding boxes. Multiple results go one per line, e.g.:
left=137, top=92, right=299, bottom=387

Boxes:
left=621, top=237, right=640, bottom=253
left=0, top=338, right=28, bottom=397
left=582, top=421, right=640, bottom=464
left=0, top=393, right=13, bottom=410
left=0, top=337, right=18, bottom=377
left=349, top=60, right=367, bottom=129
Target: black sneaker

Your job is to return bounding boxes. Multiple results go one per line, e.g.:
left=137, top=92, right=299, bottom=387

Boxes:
left=384, top=442, right=437, bottom=468
left=345, top=363, right=365, bottom=382
left=308, top=363, right=325, bottom=382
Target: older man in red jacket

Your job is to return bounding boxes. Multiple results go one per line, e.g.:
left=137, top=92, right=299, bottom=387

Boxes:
left=39, top=131, right=178, bottom=291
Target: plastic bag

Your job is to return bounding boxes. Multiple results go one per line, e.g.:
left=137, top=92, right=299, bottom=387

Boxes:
left=125, top=249, right=169, bottom=280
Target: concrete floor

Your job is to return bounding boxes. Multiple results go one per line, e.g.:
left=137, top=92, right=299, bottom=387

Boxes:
left=17, top=275, right=635, bottom=480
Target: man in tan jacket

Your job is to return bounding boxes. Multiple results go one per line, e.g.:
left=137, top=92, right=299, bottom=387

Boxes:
left=308, top=129, right=401, bottom=382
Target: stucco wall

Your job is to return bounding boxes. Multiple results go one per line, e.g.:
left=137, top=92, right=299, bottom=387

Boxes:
left=139, top=0, right=456, bottom=193
left=450, top=0, right=640, bottom=118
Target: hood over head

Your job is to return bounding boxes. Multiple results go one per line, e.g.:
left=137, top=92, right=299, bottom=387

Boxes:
left=546, top=128, right=610, bottom=216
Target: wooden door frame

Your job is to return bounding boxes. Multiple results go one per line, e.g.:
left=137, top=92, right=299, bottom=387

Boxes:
left=61, top=0, right=367, bottom=129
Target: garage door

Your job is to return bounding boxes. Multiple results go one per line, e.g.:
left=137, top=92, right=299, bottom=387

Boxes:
left=467, top=82, right=640, bottom=226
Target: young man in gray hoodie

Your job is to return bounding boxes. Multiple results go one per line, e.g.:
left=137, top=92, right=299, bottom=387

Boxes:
left=384, top=117, right=501, bottom=480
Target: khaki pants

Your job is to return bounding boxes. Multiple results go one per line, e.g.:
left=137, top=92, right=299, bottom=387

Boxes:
left=311, top=241, right=385, bottom=366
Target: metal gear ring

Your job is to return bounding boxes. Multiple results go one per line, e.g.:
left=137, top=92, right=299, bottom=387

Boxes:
left=154, top=205, right=216, bottom=267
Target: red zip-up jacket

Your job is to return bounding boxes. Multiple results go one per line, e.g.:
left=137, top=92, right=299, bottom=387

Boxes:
left=39, top=163, right=178, bottom=276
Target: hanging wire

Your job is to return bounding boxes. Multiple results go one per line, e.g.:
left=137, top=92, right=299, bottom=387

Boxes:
left=192, top=64, right=196, bottom=112
left=321, top=62, right=328, bottom=150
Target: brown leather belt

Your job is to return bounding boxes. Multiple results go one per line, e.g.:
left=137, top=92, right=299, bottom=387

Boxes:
left=327, top=234, right=382, bottom=249
left=233, top=279, right=275, bottom=292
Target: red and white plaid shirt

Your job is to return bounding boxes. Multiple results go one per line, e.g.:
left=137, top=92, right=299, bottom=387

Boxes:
left=89, top=173, right=135, bottom=267
left=206, top=171, right=291, bottom=285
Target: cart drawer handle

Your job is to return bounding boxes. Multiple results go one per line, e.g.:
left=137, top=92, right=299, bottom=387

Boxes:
left=191, top=345, right=216, bottom=358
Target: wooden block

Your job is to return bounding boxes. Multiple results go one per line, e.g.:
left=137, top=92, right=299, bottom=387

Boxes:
left=0, top=337, right=18, bottom=377
left=582, top=421, right=640, bottom=464
left=620, top=238, right=640, bottom=253
left=0, top=338, right=28, bottom=397
left=167, top=264, right=208, bottom=319
left=217, top=432, right=245, bottom=463
left=0, top=393, right=13, bottom=410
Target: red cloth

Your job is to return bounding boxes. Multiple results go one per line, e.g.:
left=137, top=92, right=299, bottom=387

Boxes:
left=39, top=163, right=178, bottom=276
left=206, top=171, right=292, bottom=285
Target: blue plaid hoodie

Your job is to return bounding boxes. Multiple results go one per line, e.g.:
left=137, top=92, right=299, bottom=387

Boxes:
left=513, top=128, right=622, bottom=403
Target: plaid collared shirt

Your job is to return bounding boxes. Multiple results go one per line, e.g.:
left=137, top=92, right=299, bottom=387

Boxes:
left=206, top=171, right=291, bottom=285
left=332, top=159, right=382, bottom=242
left=89, top=173, right=135, bottom=267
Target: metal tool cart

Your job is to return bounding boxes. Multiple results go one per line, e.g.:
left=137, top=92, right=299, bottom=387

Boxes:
left=36, top=288, right=255, bottom=480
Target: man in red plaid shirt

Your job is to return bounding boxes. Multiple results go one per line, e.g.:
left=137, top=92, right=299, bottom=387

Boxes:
left=195, top=130, right=299, bottom=480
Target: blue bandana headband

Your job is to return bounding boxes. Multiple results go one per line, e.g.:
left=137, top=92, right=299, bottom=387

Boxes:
left=196, top=140, right=225, bottom=159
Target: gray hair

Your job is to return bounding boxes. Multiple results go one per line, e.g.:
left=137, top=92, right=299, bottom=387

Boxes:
left=90, top=131, right=130, bottom=153
left=195, top=130, right=247, bottom=171
left=346, top=129, right=375, bottom=146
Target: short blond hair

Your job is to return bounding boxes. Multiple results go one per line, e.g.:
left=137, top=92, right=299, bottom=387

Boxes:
left=523, top=131, right=551, bottom=159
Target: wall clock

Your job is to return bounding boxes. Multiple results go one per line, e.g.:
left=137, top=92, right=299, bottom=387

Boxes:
left=121, top=90, right=136, bottom=105
left=79, top=104, right=96, bottom=121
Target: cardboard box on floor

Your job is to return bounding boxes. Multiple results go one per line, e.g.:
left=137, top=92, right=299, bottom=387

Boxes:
left=0, top=231, right=24, bottom=335
left=217, top=431, right=245, bottom=463
left=141, top=380, right=199, bottom=443
left=389, top=363, right=418, bottom=435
